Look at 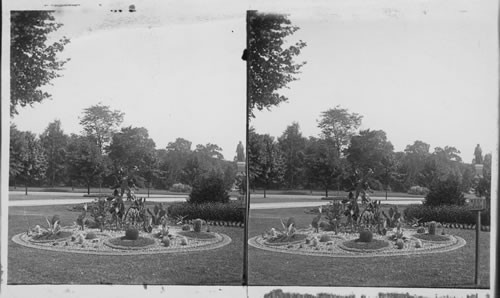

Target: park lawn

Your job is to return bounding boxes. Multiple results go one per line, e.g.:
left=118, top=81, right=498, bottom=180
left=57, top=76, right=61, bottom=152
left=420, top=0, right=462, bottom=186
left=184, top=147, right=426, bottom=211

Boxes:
left=250, top=189, right=423, bottom=198
left=8, top=204, right=244, bottom=285
left=248, top=207, right=490, bottom=288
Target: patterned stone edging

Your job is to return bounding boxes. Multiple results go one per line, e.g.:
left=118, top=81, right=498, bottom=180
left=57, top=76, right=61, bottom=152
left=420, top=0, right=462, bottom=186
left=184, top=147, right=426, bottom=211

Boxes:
left=421, top=222, right=491, bottom=232
left=12, top=232, right=232, bottom=256
left=248, top=235, right=466, bottom=258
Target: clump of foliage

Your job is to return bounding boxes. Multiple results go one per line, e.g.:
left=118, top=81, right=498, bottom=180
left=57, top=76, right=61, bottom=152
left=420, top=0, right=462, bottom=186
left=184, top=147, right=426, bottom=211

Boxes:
left=416, top=227, right=426, bottom=234
left=124, top=227, right=139, bottom=240
left=359, top=230, right=373, bottom=243
left=319, top=234, right=332, bottom=242
left=381, top=206, right=402, bottom=228
left=76, top=203, right=87, bottom=230
left=193, top=219, right=203, bottom=233
left=324, top=201, right=343, bottom=234
left=188, top=173, right=229, bottom=204
left=428, top=221, right=437, bottom=235
left=168, top=202, right=244, bottom=223
left=396, top=239, right=404, bottom=249
left=182, top=224, right=191, bottom=231
left=424, top=176, right=465, bottom=206
left=162, top=237, right=170, bottom=247
left=180, top=236, right=188, bottom=246
left=408, top=186, right=430, bottom=195
left=147, top=203, right=167, bottom=225
left=169, top=183, right=192, bottom=193
left=85, top=232, right=96, bottom=240
left=90, top=198, right=108, bottom=232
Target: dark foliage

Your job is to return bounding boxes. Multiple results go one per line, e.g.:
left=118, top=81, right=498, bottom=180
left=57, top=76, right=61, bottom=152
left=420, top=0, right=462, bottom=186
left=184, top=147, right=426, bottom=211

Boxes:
left=424, top=176, right=465, bottom=206
left=168, top=202, right=244, bottom=223
left=188, top=174, right=230, bottom=204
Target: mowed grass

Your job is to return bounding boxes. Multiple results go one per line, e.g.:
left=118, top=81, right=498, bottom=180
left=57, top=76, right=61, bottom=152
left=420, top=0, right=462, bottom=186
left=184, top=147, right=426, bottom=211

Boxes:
left=248, top=207, right=490, bottom=288
left=250, top=189, right=423, bottom=198
left=8, top=204, right=244, bottom=285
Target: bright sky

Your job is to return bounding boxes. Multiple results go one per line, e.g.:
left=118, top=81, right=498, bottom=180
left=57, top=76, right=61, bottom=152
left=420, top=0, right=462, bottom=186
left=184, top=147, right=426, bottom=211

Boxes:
left=251, top=0, right=498, bottom=162
left=9, top=1, right=247, bottom=161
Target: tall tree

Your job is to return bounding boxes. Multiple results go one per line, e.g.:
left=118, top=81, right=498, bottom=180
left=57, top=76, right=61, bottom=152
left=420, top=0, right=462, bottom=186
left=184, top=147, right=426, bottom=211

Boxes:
left=403, top=140, right=431, bottom=188
left=195, top=143, right=224, bottom=160
left=108, top=126, right=157, bottom=189
left=79, top=103, right=124, bottom=153
left=278, top=122, right=306, bottom=189
left=303, top=137, right=342, bottom=197
left=247, top=11, right=307, bottom=117
left=10, top=11, right=70, bottom=116
left=248, top=129, right=285, bottom=197
left=346, top=129, right=394, bottom=200
left=9, top=125, right=48, bottom=194
left=39, top=120, right=68, bottom=186
left=66, top=134, right=107, bottom=194
left=317, top=106, right=363, bottom=157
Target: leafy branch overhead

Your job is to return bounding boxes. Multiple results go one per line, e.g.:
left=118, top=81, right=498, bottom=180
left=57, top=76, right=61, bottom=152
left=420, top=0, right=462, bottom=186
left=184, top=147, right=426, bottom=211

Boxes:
left=248, top=11, right=307, bottom=117
left=10, top=11, right=70, bottom=116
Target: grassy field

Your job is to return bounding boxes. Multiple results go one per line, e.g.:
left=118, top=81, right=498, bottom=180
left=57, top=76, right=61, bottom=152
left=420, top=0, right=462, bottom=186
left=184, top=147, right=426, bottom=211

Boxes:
left=8, top=204, right=244, bottom=285
left=248, top=207, right=490, bottom=288
left=249, top=189, right=423, bottom=198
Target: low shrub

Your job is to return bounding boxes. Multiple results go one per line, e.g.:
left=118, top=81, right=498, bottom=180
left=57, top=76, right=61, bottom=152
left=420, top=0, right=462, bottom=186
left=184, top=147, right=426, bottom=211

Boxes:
left=319, top=234, right=332, bottom=242
left=193, top=219, right=203, bottom=232
left=182, top=224, right=191, bottom=231
left=424, top=177, right=465, bottom=206
left=124, top=227, right=139, bottom=240
left=416, top=227, right=426, bottom=234
left=396, top=239, right=404, bottom=249
left=85, top=232, right=97, bottom=240
left=162, top=237, right=170, bottom=247
left=359, top=230, right=373, bottom=243
left=408, top=186, right=430, bottom=195
left=169, top=183, right=192, bottom=193
left=404, top=204, right=490, bottom=226
left=168, top=202, right=244, bottom=223
left=188, top=173, right=229, bottom=204
left=428, top=221, right=437, bottom=235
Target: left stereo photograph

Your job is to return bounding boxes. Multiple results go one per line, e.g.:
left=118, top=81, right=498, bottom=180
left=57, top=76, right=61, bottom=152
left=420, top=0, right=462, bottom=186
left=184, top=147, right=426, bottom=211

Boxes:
left=6, top=6, right=246, bottom=285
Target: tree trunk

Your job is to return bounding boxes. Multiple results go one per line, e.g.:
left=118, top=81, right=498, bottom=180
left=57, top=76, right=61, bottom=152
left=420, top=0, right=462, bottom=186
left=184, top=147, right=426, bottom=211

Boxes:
left=325, top=187, right=328, bottom=198
left=71, top=180, right=74, bottom=191
left=14, top=178, right=17, bottom=190
left=147, top=182, right=150, bottom=198
left=87, top=182, right=90, bottom=195
left=263, top=188, right=266, bottom=198
left=25, top=183, right=28, bottom=195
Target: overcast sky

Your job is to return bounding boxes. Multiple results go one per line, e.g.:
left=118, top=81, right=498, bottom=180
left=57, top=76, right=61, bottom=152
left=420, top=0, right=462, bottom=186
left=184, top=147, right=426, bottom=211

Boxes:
left=251, top=0, right=497, bottom=162
left=9, top=1, right=247, bottom=161
left=6, top=0, right=498, bottom=163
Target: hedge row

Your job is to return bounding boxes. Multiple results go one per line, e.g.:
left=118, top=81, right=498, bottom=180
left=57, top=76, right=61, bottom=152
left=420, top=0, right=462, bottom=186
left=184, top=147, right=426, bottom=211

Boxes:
left=168, top=202, right=244, bottom=223
left=404, top=204, right=490, bottom=226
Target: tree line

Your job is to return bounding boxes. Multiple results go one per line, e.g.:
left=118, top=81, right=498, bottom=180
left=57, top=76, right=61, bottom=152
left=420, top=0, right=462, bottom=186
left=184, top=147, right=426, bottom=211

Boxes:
left=249, top=106, right=491, bottom=199
left=9, top=103, right=242, bottom=194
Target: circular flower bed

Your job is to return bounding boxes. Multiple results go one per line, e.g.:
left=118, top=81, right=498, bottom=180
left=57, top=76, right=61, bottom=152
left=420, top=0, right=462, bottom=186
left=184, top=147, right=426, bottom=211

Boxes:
left=105, top=236, right=156, bottom=250
left=177, top=231, right=217, bottom=240
left=339, top=239, right=390, bottom=252
left=29, top=231, right=73, bottom=243
left=264, top=234, right=308, bottom=246
left=13, top=225, right=231, bottom=255
left=248, top=229, right=466, bottom=258
left=412, top=233, right=451, bottom=242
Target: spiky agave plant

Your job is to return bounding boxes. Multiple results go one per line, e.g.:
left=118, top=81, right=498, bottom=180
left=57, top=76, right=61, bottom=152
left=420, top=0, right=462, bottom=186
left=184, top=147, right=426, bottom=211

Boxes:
left=45, top=215, right=61, bottom=236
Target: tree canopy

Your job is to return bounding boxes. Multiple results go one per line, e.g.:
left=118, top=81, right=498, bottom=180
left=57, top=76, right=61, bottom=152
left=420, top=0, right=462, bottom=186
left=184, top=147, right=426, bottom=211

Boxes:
left=247, top=11, right=307, bottom=117
left=10, top=11, right=70, bottom=116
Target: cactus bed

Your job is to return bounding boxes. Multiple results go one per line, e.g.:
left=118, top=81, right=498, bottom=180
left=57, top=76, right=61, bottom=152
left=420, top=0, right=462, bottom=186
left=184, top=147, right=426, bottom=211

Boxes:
left=248, top=229, right=466, bottom=257
left=12, top=226, right=231, bottom=255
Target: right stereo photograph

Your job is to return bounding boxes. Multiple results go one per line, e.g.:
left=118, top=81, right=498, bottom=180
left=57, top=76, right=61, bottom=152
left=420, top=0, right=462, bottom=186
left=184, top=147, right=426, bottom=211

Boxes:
left=245, top=2, right=496, bottom=290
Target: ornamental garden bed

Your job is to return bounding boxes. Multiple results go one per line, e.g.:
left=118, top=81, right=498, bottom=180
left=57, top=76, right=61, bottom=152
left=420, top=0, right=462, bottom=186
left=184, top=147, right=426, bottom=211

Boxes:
left=13, top=225, right=231, bottom=255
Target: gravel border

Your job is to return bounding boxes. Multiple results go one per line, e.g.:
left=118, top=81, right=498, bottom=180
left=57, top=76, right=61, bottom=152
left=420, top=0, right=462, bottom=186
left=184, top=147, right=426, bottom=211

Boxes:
left=248, top=232, right=466, bottom=258
left=12, top=228, right=232, bottom=256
